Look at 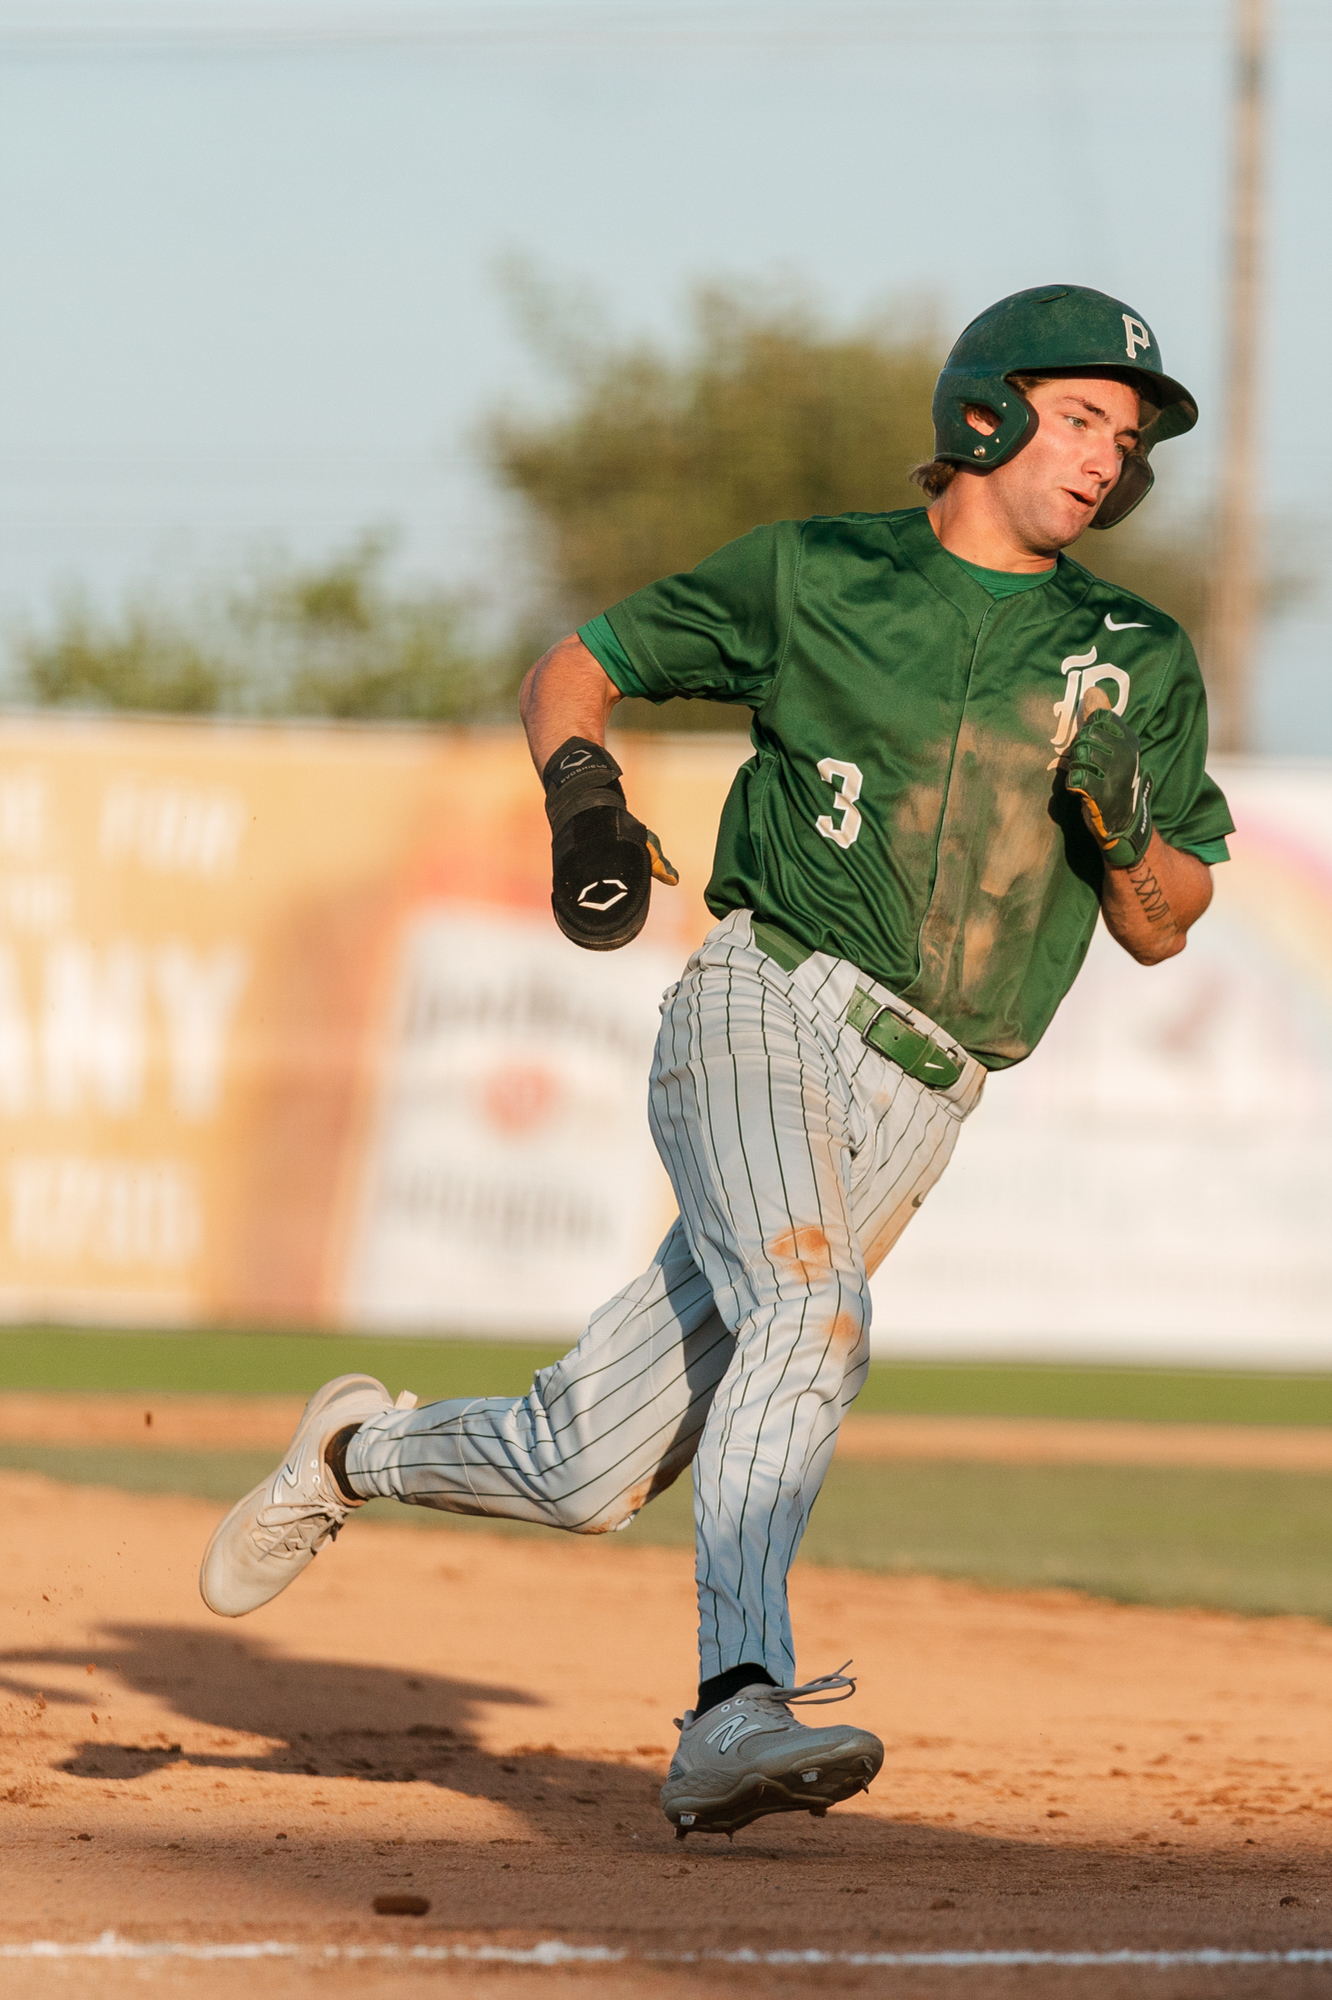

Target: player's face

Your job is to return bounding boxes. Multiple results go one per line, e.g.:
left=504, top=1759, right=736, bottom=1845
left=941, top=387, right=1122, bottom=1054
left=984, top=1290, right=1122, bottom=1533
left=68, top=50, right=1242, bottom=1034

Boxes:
left=976, top=376, right=1142, bottom=551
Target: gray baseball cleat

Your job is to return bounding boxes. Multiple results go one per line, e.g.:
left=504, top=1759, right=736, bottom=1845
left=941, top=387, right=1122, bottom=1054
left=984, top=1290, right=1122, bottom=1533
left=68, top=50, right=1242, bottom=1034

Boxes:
left=199, top=1374, right=416, bottom=1617
left=660, top=1664, right=883, bottom=1839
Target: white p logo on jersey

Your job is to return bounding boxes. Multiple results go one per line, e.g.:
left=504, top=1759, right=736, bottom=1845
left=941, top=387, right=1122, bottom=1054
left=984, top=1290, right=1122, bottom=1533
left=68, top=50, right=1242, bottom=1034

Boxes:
left=1049, top=645, right=1130, bottom=765
left=1122, top=314, right=1151, bottom=361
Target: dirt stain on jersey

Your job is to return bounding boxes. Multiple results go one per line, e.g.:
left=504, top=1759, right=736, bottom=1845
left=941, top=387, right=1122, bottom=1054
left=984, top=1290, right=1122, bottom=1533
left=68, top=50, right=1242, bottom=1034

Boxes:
left=827, top=1310, right=865, bottom=1361
left=862, top=1207, right=913, bottom=1279
left=768, top=1225, right=834, bottom=1286
left=898, top=704, right=1088, bottom=1064
left=585, top=1440, right=696, bottom=1532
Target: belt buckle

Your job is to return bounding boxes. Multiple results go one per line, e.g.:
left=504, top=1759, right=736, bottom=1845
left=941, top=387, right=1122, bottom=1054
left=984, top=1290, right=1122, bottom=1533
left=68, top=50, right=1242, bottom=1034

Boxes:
left=857, top=997, right=915, bottom=1054
left=862, top=999, right=909, bottom=1039
left=857, top=998, right=962, bottom=1091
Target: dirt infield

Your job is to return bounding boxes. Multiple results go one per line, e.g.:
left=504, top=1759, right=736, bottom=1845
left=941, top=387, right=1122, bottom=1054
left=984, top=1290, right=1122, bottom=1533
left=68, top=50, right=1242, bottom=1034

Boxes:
left=3, top=1469, right=1332, bottom=1999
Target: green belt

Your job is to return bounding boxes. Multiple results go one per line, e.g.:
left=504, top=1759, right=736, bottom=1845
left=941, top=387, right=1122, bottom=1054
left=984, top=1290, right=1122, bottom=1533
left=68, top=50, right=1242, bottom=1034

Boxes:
left=750, top=917, right=965, bottom=1093
left=845, top=988, right=964, bottom=1090
left=750, top=917, right=811, bottom=973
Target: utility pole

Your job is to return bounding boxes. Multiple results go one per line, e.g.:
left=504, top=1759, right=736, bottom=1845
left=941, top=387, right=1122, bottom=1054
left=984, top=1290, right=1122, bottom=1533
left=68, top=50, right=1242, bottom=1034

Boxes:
left=1206, top=0, right=1267, bottom=755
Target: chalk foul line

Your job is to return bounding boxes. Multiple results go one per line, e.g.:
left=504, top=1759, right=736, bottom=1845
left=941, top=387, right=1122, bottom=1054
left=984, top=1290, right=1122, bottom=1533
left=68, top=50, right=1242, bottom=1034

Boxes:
left=2, top=1933, right=1332, bottom=1969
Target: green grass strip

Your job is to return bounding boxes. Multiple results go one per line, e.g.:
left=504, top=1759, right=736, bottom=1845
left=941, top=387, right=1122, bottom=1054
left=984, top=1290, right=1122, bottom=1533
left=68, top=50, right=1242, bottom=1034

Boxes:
left=6, top=1440, right=1332, bottom=1621
left=3, top=1327, right=1332, bottom=1424
left=0, top=1329, right=561, bottom=1400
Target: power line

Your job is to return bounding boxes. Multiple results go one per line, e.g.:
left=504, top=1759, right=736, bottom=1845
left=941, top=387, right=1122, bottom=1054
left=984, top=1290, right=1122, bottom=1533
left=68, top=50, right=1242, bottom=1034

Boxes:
left=0, top=452, right=479, bottom=473
left=0, top=1, right=1327, bottom=58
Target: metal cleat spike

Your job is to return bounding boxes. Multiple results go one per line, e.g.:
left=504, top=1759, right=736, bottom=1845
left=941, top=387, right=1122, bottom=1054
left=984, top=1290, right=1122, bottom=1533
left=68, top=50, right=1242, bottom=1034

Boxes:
left=675, top=1826, right=688, bottom=1841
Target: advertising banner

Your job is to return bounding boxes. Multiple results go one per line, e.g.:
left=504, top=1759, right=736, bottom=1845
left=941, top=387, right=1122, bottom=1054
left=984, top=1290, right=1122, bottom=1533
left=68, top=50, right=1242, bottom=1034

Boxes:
left=0, top=713, right=1326, bottom=1364
left=870, top=760, right=1332, bottom=1364
left=0, top=715, right=737, bottom=1332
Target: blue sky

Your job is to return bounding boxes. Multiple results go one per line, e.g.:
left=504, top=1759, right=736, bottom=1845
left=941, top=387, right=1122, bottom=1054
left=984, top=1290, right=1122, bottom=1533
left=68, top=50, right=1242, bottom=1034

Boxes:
left=0, top=0, right=1328, bottom=747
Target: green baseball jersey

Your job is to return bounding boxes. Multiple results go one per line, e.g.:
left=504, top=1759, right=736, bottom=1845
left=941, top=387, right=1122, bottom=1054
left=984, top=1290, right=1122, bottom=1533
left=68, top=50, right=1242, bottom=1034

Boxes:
left=579, top=506, right=1233, bottom=1070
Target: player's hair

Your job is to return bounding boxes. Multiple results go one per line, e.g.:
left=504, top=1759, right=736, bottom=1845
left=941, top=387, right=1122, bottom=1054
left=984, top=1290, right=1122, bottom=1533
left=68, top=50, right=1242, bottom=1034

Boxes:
left=909, top=370, right=1160, bottom=503
left=909, top=458, right=958, bottom=500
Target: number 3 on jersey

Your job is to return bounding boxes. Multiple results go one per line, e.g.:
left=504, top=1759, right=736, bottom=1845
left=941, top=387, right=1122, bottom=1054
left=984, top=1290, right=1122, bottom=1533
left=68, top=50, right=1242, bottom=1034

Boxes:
left=815, top=757, right=863, bottom=849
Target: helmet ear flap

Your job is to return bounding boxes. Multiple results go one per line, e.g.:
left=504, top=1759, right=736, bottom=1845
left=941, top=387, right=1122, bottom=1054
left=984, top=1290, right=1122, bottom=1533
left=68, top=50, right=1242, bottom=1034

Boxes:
left=930, top=371, right=1039, bottom=471
left=1090, top=454, right=1154, bottom=529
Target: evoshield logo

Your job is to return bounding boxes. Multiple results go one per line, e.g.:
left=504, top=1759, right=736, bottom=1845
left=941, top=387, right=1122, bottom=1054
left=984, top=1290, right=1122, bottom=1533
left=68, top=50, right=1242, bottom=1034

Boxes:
left=577, top=878, right=628, bottom=912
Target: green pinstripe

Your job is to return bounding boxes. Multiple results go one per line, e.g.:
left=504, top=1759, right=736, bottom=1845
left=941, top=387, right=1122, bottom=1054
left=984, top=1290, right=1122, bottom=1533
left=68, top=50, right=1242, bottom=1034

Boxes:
left=348, top=911, right=983, bottom=1681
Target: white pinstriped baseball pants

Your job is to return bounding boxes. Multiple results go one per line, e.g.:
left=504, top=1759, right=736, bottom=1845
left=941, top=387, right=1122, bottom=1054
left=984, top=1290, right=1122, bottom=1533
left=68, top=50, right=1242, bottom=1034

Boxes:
left=347, top=909, right=985, bottom=1682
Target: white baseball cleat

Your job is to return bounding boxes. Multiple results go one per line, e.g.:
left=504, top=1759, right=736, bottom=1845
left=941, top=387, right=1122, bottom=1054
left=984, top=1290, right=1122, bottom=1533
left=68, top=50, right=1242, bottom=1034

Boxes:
left=199, top=1374, right=417, bottom=1617
left=660, top=1664, right=884, bottom=1839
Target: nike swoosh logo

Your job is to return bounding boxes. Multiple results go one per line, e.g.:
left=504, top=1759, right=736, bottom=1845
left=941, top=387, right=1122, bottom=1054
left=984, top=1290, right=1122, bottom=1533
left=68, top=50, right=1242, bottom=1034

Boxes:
left=1105, top=614, right=1149, bottom=631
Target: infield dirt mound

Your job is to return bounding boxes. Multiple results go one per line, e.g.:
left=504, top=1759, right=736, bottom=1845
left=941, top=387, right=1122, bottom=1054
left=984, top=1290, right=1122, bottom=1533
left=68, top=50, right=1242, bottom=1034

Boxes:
left=2, top=1469, right=1331, bottom=1997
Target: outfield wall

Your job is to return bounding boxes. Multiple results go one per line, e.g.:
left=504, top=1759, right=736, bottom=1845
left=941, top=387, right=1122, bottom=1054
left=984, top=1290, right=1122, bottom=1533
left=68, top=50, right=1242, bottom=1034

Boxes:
left=0, top=714, right=1325, bottom=1365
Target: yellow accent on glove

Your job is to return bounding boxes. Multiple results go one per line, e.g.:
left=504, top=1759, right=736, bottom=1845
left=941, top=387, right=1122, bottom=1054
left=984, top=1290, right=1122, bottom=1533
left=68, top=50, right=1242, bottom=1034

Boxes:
left=645, top=831, right=679, bottom=887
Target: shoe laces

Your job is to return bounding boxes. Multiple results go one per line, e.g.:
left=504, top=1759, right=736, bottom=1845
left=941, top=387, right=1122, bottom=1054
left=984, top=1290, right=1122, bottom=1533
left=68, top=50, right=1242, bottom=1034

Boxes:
left=674, top=1662, right=857, bottom=1730
left=252, top=1496, right=347, bottom=1559
left=763, top=1661, right=857, bottom=1708
left=246, top=1384, right=411, bottom=1560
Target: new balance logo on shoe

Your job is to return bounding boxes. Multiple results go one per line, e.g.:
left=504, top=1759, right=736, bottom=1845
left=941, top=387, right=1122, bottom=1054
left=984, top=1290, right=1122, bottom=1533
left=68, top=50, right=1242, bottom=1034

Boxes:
left=661, top=1668, right=886, bottom=1838
left=704, top=1710, right=764, bottom=1754
left=200, top=1374, right=407, bottom=1619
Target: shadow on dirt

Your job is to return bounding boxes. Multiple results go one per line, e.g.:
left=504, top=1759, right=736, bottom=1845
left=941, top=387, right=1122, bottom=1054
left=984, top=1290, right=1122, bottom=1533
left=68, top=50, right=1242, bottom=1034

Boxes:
left=6, top=1626, right=1330, bottom=1972
left=0, top=1622, right=672, bottom=1833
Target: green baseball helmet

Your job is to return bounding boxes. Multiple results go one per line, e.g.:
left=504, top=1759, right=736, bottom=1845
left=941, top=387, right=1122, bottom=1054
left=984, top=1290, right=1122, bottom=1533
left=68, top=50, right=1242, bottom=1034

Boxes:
left=931, top=284, right=1198, bottom=528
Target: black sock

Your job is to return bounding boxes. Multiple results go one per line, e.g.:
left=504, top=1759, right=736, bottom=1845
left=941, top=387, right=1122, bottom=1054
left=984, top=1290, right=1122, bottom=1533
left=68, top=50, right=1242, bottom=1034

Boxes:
left=695, top=1663, right=776, bottom=1719
left=325, top=1424, right=362, bottom=1503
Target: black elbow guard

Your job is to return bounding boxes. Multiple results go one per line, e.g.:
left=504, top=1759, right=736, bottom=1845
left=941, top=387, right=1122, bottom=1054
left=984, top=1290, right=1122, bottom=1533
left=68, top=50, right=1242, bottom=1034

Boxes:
left=542, top=737, right=652, bottom=951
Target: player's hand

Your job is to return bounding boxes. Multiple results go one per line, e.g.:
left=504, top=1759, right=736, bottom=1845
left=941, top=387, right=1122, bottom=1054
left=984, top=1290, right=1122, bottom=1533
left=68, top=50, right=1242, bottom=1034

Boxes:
left=542, top=737, right=678, bottom=951
left=1065, top=705, right=1154, bottom=870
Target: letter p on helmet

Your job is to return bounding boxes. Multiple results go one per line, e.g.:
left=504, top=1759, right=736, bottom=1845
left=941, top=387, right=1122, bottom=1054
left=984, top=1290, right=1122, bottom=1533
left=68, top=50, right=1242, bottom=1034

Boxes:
left=1122, top=314, right=1151, bottom=360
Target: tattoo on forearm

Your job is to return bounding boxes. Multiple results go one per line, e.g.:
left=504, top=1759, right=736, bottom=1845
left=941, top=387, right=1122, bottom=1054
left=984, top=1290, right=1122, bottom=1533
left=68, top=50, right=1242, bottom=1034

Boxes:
left=1127, top=860, right=1173, bottom=927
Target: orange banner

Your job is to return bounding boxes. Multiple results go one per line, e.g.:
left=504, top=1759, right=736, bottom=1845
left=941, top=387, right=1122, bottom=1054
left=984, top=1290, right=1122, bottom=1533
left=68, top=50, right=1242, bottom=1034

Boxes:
left=0, top=715, right=745, bottom=1331
left=5, top=714, right=1329, bottom=1361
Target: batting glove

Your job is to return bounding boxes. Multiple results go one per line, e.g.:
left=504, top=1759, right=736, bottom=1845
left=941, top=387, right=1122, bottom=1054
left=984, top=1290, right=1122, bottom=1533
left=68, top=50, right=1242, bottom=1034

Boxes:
left=542, top=736, right=678, bottom=951
left=1065, top=709, right=1154, bottom=870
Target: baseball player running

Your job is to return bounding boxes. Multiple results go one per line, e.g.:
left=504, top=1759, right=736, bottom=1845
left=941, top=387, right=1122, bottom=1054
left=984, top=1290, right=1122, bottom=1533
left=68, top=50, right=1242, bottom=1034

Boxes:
left=201, top=285, right=1233, bottom=1841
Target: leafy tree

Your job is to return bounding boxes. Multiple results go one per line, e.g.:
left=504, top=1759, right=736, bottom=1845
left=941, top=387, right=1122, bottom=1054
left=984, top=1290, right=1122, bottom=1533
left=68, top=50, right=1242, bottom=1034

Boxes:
left=486, top=281, right=940, bottom=623
left=13, top=280, right=1238, bottom=732
left=486, top=280, right=1217, bottom=728
left=20, top=603, right=228, bottom=714
left=14, top=536, right=499, bottom=723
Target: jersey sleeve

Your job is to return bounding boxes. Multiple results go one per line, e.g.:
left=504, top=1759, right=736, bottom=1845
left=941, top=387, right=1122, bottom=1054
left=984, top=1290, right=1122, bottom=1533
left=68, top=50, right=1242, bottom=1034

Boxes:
left=1140, top=627, right=1235, bottom=862
left=583, top=521, right=802, bottom=707
left=577, top=613, right=648, bottom=696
